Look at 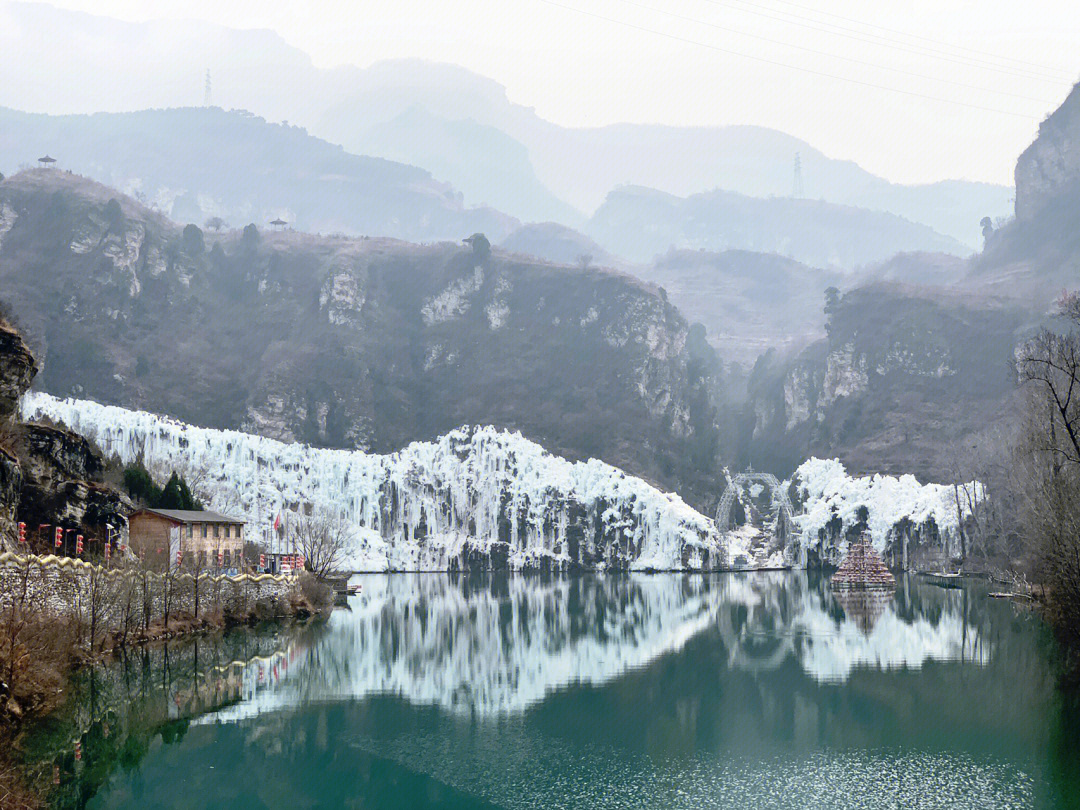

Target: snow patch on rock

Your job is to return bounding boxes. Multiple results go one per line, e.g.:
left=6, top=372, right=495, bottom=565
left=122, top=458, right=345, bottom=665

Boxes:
left=0, top=203, right=16, bottom=250
left=421, top=266, right=483, bottom=326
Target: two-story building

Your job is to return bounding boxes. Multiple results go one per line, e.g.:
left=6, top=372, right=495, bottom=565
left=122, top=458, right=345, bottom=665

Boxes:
left=128, top=508, right=246, bottom=571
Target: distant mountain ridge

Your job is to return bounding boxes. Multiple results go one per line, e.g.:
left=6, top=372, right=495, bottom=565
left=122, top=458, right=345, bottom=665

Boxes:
left=586, top=185, right=967, bottom=269
left=0, top=106, right=518, bottom=243
left=0, top=2, right=1013, bottom=248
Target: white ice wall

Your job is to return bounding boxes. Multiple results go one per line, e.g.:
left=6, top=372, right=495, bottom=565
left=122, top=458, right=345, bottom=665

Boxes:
left=790, top=458, right=982, bottom=557
left=21, top=393, right=722, bottom=572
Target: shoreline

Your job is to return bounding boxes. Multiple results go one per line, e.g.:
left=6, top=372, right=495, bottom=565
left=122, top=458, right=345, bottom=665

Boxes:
left=0, top=567, right=333, bottom=808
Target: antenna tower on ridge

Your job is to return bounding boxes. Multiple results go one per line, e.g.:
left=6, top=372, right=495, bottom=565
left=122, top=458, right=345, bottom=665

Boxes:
left=793, top=152, right=804, bottom=199
left=204, top=70, right=213, bottom=107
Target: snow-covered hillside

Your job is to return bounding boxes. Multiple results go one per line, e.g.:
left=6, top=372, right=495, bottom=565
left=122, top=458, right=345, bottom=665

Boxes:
left=22, top=393, right=723, bottom=572
left=790, top=458, right=982, bottom=565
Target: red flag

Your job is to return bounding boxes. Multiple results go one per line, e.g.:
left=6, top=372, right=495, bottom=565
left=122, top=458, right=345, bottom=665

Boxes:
left=273, top=513, right=282, bottom=532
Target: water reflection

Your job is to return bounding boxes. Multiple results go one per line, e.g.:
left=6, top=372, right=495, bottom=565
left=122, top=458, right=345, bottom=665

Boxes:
left=23, top=573, right=1061, bottom=810
left=276, top=572, right=990, bottom=715
left=18, top=626, right=316, bottom=809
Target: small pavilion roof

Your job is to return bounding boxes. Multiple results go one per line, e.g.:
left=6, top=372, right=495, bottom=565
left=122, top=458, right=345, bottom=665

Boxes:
left=38, top=155, right=56, bottom=163
left=270, top=218, right=287, bottom=225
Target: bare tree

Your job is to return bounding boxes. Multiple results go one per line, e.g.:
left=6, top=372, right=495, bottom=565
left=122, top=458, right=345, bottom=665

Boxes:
left=293, top=510, right=351, bottom=579
left=1016, top=292, right=1080, bottom=676
left=204, top=216, right=227, bottom=232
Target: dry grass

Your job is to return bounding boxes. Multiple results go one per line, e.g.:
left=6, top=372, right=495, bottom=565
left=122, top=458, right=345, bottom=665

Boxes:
left=0, top=757, right=44, bottom=810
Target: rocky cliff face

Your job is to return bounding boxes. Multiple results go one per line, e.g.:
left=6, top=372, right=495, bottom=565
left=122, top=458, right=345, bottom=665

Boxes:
left=0, top=320, right=34, bottom=547
left=0, top=170, right=725, bottom=505
left=0, top=322, right=36, bottom=419
left=0, top=318, right=128, bottom=550
left=1015, top=83, right=1080, bottom=222
left=742, top=284, right=1025, bottom=479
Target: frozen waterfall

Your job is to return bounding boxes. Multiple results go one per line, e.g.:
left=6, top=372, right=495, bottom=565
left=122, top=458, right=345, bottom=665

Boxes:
left=21, top=393, right=723, bottom=572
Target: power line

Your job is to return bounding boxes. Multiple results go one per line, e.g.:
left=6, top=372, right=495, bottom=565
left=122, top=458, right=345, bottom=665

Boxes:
left=762, top=0, right=1076, bottom=81
left=613, top=0, right=1058, bottom=106
left=695, top=0, right=1073, bottom=86
left=535, top=0, right=1041, bottom=119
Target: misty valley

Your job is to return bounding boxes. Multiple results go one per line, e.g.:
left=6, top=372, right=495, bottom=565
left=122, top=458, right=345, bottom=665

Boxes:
left=3, top=1, right=1080, bottom=807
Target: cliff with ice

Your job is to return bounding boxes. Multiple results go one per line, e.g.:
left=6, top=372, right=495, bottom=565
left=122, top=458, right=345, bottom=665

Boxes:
left=22, top=393, right=723, bottom=572
left=790, top=458, right=982, bottom=567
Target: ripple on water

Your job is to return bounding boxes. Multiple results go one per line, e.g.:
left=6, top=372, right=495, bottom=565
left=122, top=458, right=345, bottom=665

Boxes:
left=354, top=732, right=1035, bottom=810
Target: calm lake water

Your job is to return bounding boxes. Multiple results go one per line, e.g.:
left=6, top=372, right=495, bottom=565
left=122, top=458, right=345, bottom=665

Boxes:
left=21, top=572, right=1080, bottom=809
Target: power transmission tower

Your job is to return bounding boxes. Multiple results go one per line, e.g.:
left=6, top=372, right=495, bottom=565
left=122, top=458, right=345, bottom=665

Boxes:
left=793, top=152, right=804, bottom=199
left=204, top=70, right=213, bottom=107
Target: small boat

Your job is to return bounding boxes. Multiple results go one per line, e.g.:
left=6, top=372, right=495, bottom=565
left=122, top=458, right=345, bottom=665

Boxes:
left=347, top=584, right=362, bottom=595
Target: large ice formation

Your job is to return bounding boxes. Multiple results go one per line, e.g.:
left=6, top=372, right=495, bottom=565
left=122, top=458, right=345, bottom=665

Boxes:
left=21, top=393, right=723, bottom=572
left=790, top=458, right=982, bottom=564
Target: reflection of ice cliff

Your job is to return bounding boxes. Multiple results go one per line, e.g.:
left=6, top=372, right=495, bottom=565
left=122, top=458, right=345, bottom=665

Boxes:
left=716, top=573, right=988, bottom=682
left=22, top=393, right=721, bottom=572
left=203, top=574, right=989, bottom=723
left=298, top=575, right=723, bottom=714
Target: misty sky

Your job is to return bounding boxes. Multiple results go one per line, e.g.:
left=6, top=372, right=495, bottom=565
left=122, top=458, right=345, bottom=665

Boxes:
left=17, top=0, right=1080, bottom=186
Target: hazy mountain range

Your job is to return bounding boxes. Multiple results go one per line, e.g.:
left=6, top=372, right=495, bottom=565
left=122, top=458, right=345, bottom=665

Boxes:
left=0, top=1, right=1012, bottom=249
left=0, top=106, right=518, bottom=243
left=586, top=185, right=966, bottom=267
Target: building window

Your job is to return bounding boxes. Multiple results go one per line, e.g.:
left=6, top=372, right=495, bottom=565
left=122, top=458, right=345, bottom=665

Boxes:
left=187, top=525, right=193, bottom=539
left=213, top=524, right=220, bottom=539
left=201, top=524, right=207, bottom=538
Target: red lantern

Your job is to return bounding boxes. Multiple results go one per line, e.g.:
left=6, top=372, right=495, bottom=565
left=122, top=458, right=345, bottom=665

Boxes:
left=17, top=522, right=25, bottom=544
left=218, top=549, right=224, bottom=567
left=54, top=527, right=63, bottom=548
left=75, top=535, right=84, bottom=555
left=259, top=553, right=266, bottom=569
left=176, top=550, right=183, bottom=566
left=104, top=541, right=111, bottom=559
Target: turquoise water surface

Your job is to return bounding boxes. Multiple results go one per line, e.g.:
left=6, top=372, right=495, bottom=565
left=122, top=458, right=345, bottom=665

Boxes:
left=23, top=572, right=1079, bottom=809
